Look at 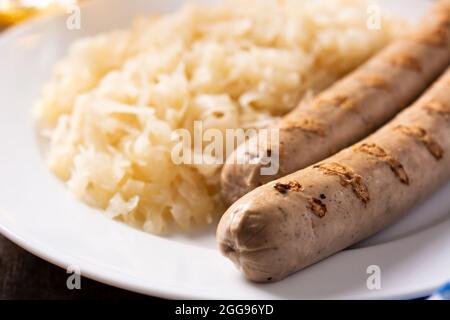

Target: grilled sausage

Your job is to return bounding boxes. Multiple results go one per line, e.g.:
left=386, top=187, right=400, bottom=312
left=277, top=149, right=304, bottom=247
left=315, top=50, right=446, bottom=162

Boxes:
left=221, top=0, right=450, bottom=205
left=217, top=66, right=450, bottom=282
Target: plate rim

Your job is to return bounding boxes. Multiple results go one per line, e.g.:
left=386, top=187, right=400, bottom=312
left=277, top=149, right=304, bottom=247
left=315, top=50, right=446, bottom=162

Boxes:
left=0, top=209, right=445, bottom=300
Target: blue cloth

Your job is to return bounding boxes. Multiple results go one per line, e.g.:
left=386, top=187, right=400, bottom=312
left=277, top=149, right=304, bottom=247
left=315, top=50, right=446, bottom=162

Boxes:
left=428, top=282, right=450, bottom=300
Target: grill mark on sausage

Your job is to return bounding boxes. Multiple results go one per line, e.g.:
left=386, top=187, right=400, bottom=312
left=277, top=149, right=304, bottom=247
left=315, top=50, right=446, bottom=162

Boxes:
left=412, top=22, right=449, bottom=47
left=307, top=198, right=327, bottom=218
left=274, top=181, right=303, bottom=194
left=358, top=74, right=391, bottom=90
left=313, top=162, right=370, bottom=204
left=388, top=53, right=422, bottom=72
left=315, top=95, right=356, bottom=110
left=395, top=125, right=444, bottom=160
left=354, top=143, right=410, bottom=185
left=414, top=30, right=447, bottom=47
left=436, top=10, right=450, bottom=28
left=423, top=100, right=450, bottom=120
left=282, top=118, right=327, bottom=137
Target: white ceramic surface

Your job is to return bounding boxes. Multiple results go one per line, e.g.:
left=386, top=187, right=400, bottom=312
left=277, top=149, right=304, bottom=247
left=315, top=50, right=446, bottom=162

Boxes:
left=0, top=0, right=449, bottom=299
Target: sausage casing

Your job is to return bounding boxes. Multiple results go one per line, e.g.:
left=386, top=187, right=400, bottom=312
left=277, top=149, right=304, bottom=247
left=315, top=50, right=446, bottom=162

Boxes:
left=217, top=67, right=450, bottom=282
left=221, top=0, right=450, bottom=205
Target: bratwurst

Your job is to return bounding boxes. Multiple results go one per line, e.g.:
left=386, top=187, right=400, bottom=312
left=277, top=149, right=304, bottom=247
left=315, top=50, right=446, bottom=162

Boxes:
left=221, top=0, right=450, bottom=205
left=217, top=66, right=450, bottom=282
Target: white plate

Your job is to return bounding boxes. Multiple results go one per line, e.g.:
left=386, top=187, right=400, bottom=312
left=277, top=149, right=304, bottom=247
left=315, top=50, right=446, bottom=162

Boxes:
left=0, top=0, right=449, bottom=300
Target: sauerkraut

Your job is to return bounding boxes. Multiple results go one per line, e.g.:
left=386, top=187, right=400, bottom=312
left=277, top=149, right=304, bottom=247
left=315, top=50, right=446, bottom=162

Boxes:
left=35, top=0, right=401, bottom=234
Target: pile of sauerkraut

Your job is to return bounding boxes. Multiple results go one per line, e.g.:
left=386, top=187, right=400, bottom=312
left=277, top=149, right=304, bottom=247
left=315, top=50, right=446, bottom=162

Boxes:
left=35, top=0, right=401, bottom=234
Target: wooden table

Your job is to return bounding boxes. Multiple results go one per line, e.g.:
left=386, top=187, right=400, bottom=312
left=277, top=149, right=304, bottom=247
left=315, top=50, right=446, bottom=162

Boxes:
left=0, top=234, right=151, bottom=299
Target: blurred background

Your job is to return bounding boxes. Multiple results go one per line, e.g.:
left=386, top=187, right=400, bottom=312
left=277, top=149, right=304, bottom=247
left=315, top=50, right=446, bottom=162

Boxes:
left=0, top=0, right=85, bottom=30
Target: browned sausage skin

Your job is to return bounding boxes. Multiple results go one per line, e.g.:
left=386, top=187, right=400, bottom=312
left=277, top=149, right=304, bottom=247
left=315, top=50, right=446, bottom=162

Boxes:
left=220, top=0, right=450, bottom=206
left=217, top=67, right=450, bottom=282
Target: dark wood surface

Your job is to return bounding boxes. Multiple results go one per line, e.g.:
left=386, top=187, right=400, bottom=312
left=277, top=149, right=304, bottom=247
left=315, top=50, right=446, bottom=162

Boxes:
left=0, top=234, right=151, bottom=300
